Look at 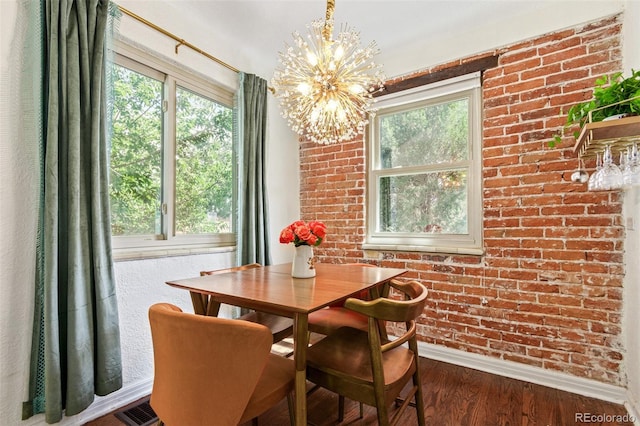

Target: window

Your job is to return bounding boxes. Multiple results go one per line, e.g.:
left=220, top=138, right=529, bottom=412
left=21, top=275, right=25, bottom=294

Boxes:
left=110, top=48, right=235, bottom=252
left=365, top=73, right=482, bottom=254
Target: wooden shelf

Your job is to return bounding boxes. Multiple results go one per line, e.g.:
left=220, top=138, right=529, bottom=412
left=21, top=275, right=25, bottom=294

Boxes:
left=573, top=115, right=640, bottom=158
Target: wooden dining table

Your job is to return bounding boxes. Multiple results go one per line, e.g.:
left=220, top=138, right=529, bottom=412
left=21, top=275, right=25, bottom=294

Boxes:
left=165, top=262, right=407, bottom=426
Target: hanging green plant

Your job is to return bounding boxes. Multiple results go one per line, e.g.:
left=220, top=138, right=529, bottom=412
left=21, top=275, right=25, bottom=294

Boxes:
left=549, top=69, right=640, bottom=147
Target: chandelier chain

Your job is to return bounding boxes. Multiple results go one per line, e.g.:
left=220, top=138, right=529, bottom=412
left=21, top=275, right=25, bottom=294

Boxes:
left=323, top=0, right=335, bottom=40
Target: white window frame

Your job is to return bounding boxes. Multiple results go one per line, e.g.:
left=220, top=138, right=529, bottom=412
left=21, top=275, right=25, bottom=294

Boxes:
left=364, top=73, right=483, bottom=255
left=111, top=41, right=236, bottom=255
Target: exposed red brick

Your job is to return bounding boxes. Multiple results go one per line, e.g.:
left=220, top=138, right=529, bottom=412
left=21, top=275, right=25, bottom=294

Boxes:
left=299, top=15, right=625, bottom=387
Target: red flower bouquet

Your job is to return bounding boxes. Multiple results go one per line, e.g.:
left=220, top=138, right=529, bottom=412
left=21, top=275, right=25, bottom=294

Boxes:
left=279, top=220, right=327, bottom=247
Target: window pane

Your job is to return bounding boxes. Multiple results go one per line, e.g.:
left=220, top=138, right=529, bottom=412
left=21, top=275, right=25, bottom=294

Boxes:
left=379, top=98, right=469, bottom=169
left=379, top=171, right=468, bottom=234
left=110, top=65, right=163, bottom=236
left=175, top=86, right=233, bottom=235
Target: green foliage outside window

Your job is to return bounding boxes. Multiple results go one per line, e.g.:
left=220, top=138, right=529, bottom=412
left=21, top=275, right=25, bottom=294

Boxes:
left=110, top=66, right=162, bottom=235
left=110, top=65, right=233, bottom=238
left=175, top=87, right=232, bottom=234
left=378, top=98, right=469, bottom=234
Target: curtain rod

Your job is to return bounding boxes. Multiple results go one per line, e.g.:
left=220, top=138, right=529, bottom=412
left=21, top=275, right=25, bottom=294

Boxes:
left=117, top=5, right=240, bottom=74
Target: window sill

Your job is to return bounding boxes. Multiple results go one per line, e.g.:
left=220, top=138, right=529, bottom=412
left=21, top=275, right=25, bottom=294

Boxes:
left=361, top=243, right=484, bottom=256
left=113, top=244, right=235, bottom=262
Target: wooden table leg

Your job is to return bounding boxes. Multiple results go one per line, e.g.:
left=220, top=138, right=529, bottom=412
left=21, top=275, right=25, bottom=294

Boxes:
left=189, top=292, right=207, bottom=315
left=189, top=292, right=220, bottom=317
left=293, top=313, right=308, bottom=426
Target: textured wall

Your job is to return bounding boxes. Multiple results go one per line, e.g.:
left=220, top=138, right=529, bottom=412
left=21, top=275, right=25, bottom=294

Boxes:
left=623, top=186, right=640, bottom=407
left=301, top=15, right=628, bottom=386
left=114, top=252, right=236, bottom=385
left=621, top=0, right=640, bottom=409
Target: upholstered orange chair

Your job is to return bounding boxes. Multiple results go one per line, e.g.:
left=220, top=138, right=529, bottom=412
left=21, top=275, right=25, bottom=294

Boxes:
left=148, top=303, right=295, bottom=426
left=200, top=263, right=294, bottom=343
left=307, top=263, right=386, bottom=336
left=305, top=280, right=428, bottom=426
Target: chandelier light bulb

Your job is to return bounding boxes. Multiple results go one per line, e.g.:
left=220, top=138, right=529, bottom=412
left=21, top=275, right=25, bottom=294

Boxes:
left=297, top=82, right=311, bottom=95
left=306, top=51, right=318, bottom=66
left=311, top=107, right=321, bottom=122
left=271, top=0, right=385, bottom=145
left=349, top=84, right=364, bottom=94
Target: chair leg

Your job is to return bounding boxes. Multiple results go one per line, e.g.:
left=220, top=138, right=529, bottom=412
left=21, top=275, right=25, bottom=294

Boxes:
left=413, top=373, right=426, bottom=426
left=337, top=397, right=364, bottom=421
left=287, top=393, right=295, bottom=426
left=337, top=396, right=363, bottom=421
left=374, top=392, right=391, bottom=426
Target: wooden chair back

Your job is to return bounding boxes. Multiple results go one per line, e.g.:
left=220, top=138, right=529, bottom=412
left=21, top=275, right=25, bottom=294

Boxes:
left=308, top=263, right=377, bottom=336
left=306, top=280, right=428, bottom=425
left=148, top=303, right=272, bottom=425
left=345, top=279, right=426, bottom=325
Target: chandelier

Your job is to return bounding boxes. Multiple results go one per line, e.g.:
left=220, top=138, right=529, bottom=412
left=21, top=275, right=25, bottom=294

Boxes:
left=271, top=0, right=385, bottom=145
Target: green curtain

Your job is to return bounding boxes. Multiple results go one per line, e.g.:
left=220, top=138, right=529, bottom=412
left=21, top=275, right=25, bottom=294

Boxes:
left=23, top=0, right=122, bottom=423
left=236, top=73, right=271, bottom=266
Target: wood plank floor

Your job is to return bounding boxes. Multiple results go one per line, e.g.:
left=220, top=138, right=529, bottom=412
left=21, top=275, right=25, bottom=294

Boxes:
left=85, top=357, right=633, bottom=426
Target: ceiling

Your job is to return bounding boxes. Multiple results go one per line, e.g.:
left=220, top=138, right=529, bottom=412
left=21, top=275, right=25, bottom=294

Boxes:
left=159, top=0, right=623, bottom=78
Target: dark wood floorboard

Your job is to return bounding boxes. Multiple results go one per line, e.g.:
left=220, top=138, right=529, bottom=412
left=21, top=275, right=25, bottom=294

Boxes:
left=84, top=357, right=632, bottom=426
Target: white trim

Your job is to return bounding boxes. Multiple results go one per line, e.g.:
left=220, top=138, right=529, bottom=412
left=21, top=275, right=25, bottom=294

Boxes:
left=115, top=37, right=236, bottom=102
left=110, top=44, right=236, bottom=253
left=418, top=341, right=628, bottom=404
left=626, top=389, right=640, bottom=426
left=374, top=72, right=481, bottom=108
left=362, top=243, right=484, bottom=256
left=60, top=379, right=153, bottom=425
left=113, top=243, right=235, bottom=262
left=366, top=73, right=483, bottom=252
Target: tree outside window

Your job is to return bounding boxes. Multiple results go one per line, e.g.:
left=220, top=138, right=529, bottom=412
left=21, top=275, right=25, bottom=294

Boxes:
left=366, top=73, right=482, bottom=254
left=110, top=54, right=234, bottom=251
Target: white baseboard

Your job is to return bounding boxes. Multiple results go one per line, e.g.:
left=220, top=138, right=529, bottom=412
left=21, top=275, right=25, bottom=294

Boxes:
left=63, top=378, right=153, bottom=425
left=625, top=389, right=640, bottom=426
left=417, top=341, right=628, bottom=404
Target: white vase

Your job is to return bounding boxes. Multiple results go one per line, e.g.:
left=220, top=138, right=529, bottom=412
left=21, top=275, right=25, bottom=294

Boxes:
left=291, top=245, right=316, bottom=278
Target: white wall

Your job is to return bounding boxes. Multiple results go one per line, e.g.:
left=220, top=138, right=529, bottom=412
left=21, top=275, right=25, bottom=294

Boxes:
left=380, top=0, right=626, bottom=78
left=623, top=186, right=640, bottom=418
left=622, top=1, right=640, bottom=418
left=1, top=1, right=43, bottom=424
left=0, top=1, right=636, bottom=425
left=622, top=0, right=640, bottom=75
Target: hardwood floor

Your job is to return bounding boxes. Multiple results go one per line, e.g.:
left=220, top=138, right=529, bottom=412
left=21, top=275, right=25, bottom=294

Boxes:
left=84, top=357, right=633, bottom=426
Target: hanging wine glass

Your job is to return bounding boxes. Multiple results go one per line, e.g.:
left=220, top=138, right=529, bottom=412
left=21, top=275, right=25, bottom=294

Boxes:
left=622, top=141, right=640, bottom=187
left=599, top=144, right=622, bottom=190
left=588, top=152, right=603, bottom=191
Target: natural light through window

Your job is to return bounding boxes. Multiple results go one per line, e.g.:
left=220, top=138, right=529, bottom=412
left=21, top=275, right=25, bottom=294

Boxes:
left=366, top=73, right=483, bottom=254
left=109, top=49, right=235, bottom=253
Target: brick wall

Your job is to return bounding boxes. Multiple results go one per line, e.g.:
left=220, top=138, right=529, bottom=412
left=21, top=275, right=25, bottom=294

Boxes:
left=299, top=15, right=626, bottom=385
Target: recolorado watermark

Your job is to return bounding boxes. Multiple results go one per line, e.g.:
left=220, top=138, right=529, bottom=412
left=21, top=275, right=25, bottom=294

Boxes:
left=575, top=412, right=636, bottom=423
